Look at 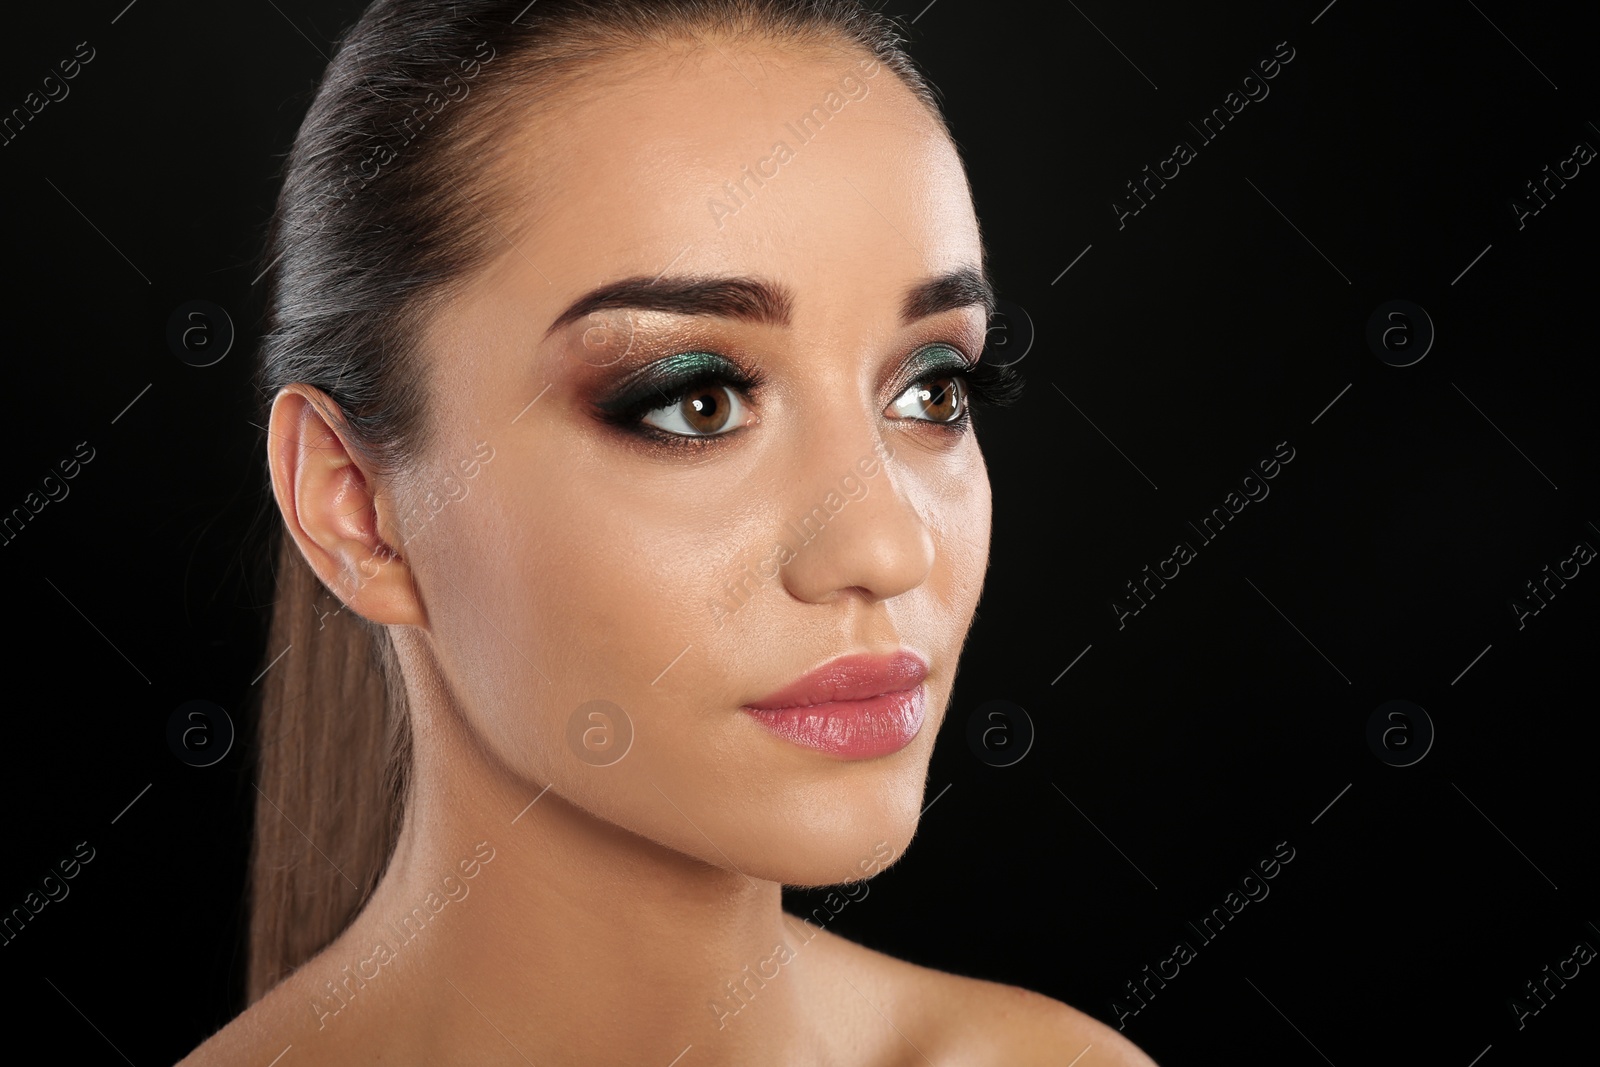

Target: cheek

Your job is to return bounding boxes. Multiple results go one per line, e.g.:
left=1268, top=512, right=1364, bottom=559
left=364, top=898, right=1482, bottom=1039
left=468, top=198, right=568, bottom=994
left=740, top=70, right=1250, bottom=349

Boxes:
left=415, top=452, right=752, bottom=795
left=923, top=442, right=992, bottom=613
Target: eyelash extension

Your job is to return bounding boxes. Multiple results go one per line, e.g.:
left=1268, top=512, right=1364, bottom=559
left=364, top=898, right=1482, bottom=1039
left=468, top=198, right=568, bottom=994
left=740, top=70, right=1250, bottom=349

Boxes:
left=899, top=344, right=1026, bottom=436
left=922, top=349, right=1027, bottom=411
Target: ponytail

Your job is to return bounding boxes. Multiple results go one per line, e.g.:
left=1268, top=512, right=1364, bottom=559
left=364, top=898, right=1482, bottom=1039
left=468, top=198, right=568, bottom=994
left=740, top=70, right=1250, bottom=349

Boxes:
left=246, top=530, right=410, bottom=1002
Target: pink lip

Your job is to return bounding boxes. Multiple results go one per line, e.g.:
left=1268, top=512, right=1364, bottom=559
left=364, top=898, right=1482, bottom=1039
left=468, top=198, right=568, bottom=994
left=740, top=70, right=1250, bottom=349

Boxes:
left=741, top=651, right=929, bottom=759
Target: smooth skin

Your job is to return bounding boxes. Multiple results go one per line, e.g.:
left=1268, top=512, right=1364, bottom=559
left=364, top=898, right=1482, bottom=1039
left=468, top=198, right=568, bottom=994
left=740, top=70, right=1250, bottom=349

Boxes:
left=183, top=33, right=1156, bottom=1067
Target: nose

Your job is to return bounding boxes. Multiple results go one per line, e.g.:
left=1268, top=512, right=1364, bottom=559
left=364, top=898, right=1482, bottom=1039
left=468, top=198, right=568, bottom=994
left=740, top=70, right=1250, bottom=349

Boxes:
left=775, top=433, right=935, bottom=608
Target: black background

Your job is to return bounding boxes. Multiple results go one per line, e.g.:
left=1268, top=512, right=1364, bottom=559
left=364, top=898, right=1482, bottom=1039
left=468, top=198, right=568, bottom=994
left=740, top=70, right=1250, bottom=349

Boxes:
left=1, top=1, right=1594, bottom=1064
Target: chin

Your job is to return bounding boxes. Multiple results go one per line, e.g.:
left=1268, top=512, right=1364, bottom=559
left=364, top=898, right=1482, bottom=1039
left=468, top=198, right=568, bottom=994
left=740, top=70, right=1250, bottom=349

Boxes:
left=719, top=759, right=926, bottom=887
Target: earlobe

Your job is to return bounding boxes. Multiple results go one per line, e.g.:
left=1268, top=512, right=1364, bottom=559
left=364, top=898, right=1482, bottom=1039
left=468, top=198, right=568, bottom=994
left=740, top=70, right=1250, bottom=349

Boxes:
left=267, top=386, right=427, bottom=627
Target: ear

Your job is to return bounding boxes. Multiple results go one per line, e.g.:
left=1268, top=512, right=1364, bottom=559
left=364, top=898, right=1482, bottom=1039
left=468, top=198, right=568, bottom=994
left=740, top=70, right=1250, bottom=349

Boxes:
left=266, top=385, right=426, bottom=627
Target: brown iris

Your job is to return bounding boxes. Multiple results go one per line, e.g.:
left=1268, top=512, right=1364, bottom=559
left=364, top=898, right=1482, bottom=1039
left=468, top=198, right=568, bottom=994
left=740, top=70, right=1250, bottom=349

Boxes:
left=911, top=377, right=965, bottom=423
left=679, top=385, right=736, bottom=434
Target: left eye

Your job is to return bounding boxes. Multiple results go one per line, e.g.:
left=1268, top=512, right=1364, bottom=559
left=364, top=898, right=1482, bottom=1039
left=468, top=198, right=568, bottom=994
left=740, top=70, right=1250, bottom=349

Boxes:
left=887, top=375, right=967, bottom=423
left=638, top=382, right=754, bottom=437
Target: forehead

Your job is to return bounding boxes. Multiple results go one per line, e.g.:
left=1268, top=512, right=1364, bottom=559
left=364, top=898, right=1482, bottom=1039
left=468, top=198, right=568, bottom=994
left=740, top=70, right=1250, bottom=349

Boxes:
left=479, top=37, right=981, bottom=303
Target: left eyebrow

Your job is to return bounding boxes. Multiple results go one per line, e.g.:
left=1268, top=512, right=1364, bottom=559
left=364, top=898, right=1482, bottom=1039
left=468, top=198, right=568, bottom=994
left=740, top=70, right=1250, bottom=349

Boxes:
left=898, top=266, right=995, bottom=324
left=543, top=266, right=994, bottom=339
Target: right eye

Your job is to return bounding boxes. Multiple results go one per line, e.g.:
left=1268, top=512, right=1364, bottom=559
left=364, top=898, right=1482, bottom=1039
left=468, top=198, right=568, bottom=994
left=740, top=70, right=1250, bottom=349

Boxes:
left=592, top=349, right=767, bottom=446
left=637, top=381, right=755, bottom=438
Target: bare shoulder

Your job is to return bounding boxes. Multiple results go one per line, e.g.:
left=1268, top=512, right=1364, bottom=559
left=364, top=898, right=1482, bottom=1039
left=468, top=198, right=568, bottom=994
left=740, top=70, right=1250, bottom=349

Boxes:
left=802, top=923, right=1159, bottom=1066
left=935, top=977, right=1160, bottom=1066
left=172, top=1001, right=293, bottom=1067
left=174, top=1001, right=318, bottom=1067
left=171, top=968, right=366, bottom=1067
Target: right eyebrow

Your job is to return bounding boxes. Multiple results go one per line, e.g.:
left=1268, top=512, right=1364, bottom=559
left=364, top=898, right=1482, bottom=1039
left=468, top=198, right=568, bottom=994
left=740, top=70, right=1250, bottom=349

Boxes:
left=543, top=275, right=795, bottom=339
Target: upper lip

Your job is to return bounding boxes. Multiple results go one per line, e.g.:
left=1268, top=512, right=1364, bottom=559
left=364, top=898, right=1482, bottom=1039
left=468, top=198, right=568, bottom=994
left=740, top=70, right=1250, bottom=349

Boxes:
left=743, top=650, right=930, bottom=710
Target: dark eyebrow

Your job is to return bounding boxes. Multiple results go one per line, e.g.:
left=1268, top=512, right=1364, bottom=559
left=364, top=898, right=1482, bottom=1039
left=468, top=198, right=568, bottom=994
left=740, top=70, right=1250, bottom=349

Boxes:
left=543, top=276, right=793, bottom=338
left=899, top=267, right=995, bottom=323
left=543, top=266, right=994, bottom=339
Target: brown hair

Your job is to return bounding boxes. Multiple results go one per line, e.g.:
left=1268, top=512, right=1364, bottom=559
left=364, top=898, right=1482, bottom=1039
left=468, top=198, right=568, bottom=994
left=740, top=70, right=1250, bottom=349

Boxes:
left=246, top=0, right=948, bottom=1002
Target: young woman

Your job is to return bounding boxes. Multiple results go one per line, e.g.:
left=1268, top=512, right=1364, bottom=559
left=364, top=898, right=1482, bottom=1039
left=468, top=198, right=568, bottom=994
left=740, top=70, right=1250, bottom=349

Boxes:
left=182, top=1, right=1157, bottom=1063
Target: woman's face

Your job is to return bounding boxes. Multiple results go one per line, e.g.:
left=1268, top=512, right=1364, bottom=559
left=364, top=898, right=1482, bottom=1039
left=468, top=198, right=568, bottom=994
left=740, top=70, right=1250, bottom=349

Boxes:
left=394, top=39, right=992, bottom=885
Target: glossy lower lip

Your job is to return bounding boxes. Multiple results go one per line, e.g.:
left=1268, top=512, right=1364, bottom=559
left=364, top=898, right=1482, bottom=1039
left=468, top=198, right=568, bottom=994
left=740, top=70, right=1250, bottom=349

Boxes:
left=741, top=684, right=927, bottom=759
left=742, top=650, right=930, bottom=759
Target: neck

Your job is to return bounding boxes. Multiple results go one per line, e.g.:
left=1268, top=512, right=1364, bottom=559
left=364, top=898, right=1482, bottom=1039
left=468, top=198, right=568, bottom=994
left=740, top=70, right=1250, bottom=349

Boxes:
left=308, top=658, right=822, bottom=1064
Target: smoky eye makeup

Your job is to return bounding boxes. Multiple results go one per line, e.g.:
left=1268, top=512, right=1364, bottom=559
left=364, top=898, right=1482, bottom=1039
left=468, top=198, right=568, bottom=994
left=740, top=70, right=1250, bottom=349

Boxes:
left=590, top=349, right=765, bottom=427
left=893, top=342, right=973, bottom=393
left=582, top=333, right=1024, bottom=447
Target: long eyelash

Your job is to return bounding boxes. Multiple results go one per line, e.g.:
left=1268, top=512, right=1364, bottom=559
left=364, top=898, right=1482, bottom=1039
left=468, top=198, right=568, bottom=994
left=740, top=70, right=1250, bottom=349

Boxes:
left=905, top=350, right=1026, bottom=435
left=956, top=355, right=1026, bottom=409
